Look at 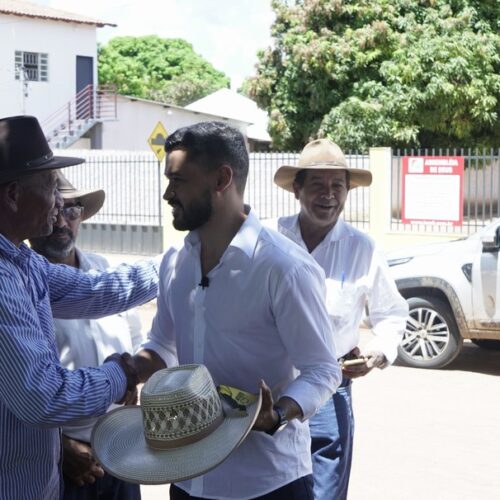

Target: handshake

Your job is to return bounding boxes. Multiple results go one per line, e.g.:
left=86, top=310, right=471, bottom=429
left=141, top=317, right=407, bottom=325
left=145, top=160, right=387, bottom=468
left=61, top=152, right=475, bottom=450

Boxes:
left=104, top=352, right=140, bottom=405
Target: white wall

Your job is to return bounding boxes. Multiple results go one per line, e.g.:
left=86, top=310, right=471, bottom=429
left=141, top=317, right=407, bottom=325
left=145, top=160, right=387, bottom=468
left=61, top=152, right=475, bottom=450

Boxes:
left=0, top=14, right=97, bottom=122
left=101, top=96, right=250, bottom=150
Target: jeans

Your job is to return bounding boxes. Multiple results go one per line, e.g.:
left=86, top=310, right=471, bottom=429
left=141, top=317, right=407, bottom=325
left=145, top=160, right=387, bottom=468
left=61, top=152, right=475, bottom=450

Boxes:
left=309, top=379, right=354, bottom=500
left=170, top=475, right=313, bottom=499
left=62, top=471, right=141, bottom=500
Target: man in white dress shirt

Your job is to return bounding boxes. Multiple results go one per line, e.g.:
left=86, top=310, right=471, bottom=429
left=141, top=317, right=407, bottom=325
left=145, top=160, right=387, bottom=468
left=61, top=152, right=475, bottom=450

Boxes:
left=272, top=139, right=409, bottom=500
left=130, top=121, right=341, bottom=499
left=30, top=174, right=142, bottom=500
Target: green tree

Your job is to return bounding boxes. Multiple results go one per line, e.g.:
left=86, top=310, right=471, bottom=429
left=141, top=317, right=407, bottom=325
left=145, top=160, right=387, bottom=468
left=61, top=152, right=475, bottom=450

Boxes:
left=98, top=35, right=229, bottom=106
left=247, top=0, right=500, bottom=150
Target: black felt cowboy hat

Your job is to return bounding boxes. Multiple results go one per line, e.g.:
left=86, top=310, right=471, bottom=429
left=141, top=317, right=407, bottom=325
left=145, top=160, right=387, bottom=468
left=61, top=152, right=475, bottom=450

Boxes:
left=0, top=115, right=84, bottom=184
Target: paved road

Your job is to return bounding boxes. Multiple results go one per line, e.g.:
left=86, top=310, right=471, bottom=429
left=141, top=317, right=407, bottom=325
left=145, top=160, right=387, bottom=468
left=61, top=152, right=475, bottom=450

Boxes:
left=134, top=322, right=500, bottom=500
left=100, top=254, right=500, bottom=500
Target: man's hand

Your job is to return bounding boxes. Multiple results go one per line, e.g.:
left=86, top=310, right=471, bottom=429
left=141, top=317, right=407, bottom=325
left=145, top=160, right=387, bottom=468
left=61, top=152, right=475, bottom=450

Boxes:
left=341, top=347, right=387, bottom=379
left=252, top=380, right=304, bottom=433
left=62, top=436, right=104, bottom=487
left=104, top=352, right=139, bottom=404
left=252, top=380, right=278, bottom=432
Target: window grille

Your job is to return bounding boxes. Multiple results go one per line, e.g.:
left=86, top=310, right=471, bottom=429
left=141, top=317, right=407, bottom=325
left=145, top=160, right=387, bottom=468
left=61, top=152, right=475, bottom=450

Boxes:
left=15, top=51, right=48, bottom=82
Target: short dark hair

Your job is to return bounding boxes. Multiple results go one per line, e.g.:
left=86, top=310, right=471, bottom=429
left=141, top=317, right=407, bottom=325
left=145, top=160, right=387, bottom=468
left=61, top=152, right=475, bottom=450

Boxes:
left=294, top=169, right=350, bottom=190
left=165, top=121, right=249, bottom=194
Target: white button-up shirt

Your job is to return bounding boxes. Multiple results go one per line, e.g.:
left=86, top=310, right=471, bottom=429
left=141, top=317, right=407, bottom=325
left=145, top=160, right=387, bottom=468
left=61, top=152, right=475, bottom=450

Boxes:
left=143, top=209, right=340, bottom=499
left=272, top=215, right=408, bottom=362
left=55, top=250, right=144, bottom=442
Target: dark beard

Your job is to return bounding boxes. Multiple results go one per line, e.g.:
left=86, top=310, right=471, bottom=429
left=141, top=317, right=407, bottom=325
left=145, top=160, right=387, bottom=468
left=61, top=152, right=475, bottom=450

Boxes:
left=30, top=226, right=75, bottom=260
left=171, top=188, right=213, bottom=231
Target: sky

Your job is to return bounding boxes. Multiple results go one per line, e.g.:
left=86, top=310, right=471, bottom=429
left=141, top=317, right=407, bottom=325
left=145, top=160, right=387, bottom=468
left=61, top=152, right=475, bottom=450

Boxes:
left=40, top=0, right=276, bottom=89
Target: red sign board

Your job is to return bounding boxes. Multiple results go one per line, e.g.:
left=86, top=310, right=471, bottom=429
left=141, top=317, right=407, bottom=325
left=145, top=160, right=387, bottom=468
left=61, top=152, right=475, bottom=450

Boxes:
left=401, top=156, right=464, bottom=226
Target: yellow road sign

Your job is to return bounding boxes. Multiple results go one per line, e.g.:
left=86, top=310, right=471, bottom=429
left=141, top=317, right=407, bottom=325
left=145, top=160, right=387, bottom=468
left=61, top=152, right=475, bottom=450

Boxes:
left=148, top=121, right=168, bottom=162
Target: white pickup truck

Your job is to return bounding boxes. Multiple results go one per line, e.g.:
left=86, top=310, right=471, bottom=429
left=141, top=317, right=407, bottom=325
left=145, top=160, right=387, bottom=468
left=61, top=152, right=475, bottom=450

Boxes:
left=388, top=219, right=500, bottom=368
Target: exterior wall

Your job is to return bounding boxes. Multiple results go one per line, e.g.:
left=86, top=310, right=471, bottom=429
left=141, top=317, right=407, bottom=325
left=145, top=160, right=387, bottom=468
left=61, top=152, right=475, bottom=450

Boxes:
left=100, top=96, right=250, bottom=150
left=0, top=14, right=97, bottom=121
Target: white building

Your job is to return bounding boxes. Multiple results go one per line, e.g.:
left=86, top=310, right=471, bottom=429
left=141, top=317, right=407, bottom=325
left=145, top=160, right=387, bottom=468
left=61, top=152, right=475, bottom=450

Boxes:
left=186, top=88, right=271, bottom=150
left=0, top=0, right=113, bottom=122
left=0, top=0, right=266, bottom=151
left=84, top=94, right=252, bottom=151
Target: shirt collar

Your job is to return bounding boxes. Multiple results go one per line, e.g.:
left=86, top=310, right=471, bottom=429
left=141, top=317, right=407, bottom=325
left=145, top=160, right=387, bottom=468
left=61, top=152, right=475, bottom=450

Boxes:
left=184, top=205, right=260, bottom=261
left=278, top=214, right=351, bottom=248
left=0, top=233, right=32, bottom=263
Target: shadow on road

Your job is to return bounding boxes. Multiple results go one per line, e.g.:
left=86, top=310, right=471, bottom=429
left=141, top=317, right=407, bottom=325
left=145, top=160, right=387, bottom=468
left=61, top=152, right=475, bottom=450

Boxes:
left=394, top=342, right=500, bottom=376
left=444, top=342, right=500, bottom=375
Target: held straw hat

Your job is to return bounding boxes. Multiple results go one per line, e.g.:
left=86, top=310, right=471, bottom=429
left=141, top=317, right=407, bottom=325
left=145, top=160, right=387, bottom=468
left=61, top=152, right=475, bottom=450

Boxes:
left=57, top=173, right=104, bottom=221
left=91, top=364, right=262, bottom=485
left=274, top=138, right=372, bottom=192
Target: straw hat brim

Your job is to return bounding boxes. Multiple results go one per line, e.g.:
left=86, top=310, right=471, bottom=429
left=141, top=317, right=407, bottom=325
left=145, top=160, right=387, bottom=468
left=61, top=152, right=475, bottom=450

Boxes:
left=91, top=394, right=262, bottom=485
left=274, top=163, right=372, bottom=193
left=62, top=189, right=105, bottom=221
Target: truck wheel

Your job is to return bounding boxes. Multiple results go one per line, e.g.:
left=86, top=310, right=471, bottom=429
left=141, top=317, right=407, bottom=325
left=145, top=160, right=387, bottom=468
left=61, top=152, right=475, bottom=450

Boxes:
left=397, top=296, right=463, bottom=369
left=471, top=339, right=500, bottom=351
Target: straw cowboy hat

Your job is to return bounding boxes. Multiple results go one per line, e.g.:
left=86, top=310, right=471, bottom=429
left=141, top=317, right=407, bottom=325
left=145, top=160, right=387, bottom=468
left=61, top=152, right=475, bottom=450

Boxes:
left=0, top=115, right=84, bottom=184
left=91, top=364, right=262, bottom=485
left=274, top=138, right=372, bottom=192
left=57, top=173, right=105, bottom=221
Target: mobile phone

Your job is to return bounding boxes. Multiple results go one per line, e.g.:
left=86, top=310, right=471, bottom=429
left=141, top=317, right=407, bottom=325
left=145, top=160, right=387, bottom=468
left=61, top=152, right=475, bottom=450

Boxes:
left=341, top=357, right=367, bottom=367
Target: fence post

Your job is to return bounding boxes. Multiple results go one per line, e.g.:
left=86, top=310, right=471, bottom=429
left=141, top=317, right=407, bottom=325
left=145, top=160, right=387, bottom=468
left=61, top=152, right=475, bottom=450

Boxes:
left=368, top=147, right=392, bottom=248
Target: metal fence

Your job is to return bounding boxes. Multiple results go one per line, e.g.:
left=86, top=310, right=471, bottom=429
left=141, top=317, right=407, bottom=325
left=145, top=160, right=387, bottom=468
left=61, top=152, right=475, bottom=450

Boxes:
left=58, top=148, right=370, bottom=227
left=60, top=150, right=162, bottom=226
left=391, top=148, right=500, bottom=235
left=59, top=150, right=163, bottom=254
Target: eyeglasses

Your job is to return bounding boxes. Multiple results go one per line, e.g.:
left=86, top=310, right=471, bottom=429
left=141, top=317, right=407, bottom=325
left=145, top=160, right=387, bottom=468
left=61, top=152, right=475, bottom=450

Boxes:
left=61, top=204, right=84, bottom=221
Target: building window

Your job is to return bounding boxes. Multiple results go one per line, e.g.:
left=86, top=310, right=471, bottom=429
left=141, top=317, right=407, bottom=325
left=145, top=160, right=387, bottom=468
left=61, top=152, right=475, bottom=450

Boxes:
left=15, top=51, right=48, bottom=82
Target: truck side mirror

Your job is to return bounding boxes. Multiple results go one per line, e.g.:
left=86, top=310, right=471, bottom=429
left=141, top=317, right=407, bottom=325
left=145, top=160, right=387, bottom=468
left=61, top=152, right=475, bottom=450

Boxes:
left=481, top=225, right=500, bottom=251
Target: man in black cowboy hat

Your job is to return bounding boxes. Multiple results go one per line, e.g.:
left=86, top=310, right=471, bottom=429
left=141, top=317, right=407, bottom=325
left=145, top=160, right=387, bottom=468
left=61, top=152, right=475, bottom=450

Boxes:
left=272, top=138, right=408, bottom=500
left=30, top=173, right=143, bottom=500
left=0, top=115, right=158, bottom=499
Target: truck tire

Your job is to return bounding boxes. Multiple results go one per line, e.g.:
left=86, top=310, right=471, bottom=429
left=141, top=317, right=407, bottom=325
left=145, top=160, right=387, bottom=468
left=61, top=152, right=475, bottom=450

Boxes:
left=397, top=296, right=463, bottom=369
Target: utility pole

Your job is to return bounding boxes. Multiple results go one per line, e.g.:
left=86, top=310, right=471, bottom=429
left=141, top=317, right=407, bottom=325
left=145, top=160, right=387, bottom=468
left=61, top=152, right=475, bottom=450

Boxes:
left=18, top=64, right=29, bottom=115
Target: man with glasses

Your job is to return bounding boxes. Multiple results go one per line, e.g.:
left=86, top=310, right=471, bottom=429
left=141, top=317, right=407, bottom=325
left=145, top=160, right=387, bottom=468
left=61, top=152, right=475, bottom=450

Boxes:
left=30, top=173, right=143, bottom=500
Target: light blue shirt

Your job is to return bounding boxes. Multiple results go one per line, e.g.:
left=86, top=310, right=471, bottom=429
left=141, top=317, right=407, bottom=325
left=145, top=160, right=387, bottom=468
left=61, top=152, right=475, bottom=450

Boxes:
left=144, top=209, right=340, bottom=499
left=0, top=234, right=158, bottom=500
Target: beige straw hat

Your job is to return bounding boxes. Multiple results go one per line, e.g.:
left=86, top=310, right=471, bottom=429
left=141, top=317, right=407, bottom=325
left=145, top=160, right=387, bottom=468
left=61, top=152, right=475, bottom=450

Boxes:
left=57, top=172, right=105, bottom=221
left=91, top=364, right=262, bottom=485
left=274, top=138, right=372, bottom=192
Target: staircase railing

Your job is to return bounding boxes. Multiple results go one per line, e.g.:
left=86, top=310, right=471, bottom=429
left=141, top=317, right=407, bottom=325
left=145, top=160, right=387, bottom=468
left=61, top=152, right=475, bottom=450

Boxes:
left=41, top=84, right=117, bottom=143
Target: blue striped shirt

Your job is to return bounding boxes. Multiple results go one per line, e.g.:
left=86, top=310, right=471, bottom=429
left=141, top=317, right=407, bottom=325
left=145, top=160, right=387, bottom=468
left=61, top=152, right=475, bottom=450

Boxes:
left=0, top=234, right=159, bottom=499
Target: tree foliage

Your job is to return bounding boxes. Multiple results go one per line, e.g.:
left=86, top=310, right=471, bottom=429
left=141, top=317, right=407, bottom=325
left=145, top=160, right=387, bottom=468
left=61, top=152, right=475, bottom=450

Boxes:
left=98, top=35, right=229, bottom=106
left=246, top=0, right=500, bottom=150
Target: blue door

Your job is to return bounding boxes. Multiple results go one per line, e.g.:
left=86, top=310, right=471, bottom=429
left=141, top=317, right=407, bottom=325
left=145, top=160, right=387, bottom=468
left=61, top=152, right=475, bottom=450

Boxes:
left=76, top=56, right=93, bottom=119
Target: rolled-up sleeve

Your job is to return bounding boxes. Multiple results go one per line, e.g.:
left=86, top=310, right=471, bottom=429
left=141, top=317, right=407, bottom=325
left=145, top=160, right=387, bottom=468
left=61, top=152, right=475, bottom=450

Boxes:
left=272, top=262, right=341, bottom=419
left=365, top=250, right=409, bottom=364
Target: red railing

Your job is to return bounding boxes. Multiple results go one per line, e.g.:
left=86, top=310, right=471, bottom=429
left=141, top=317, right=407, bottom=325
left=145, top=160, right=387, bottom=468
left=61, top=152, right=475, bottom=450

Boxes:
left=41, top=84, right=117, bottom=142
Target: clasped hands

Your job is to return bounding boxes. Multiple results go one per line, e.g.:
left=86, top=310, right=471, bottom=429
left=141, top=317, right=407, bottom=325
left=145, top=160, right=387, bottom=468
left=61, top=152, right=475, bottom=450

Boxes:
left=104, top=352, right=139, bottom=405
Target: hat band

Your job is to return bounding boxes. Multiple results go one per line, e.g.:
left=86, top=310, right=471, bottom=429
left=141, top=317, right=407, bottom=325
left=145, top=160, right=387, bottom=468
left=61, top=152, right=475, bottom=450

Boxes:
left=26, top=152, right=54, bottom=167
left=145, top=411, right=224, bottom=450
left=298, top=161, right=348, bottom=168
